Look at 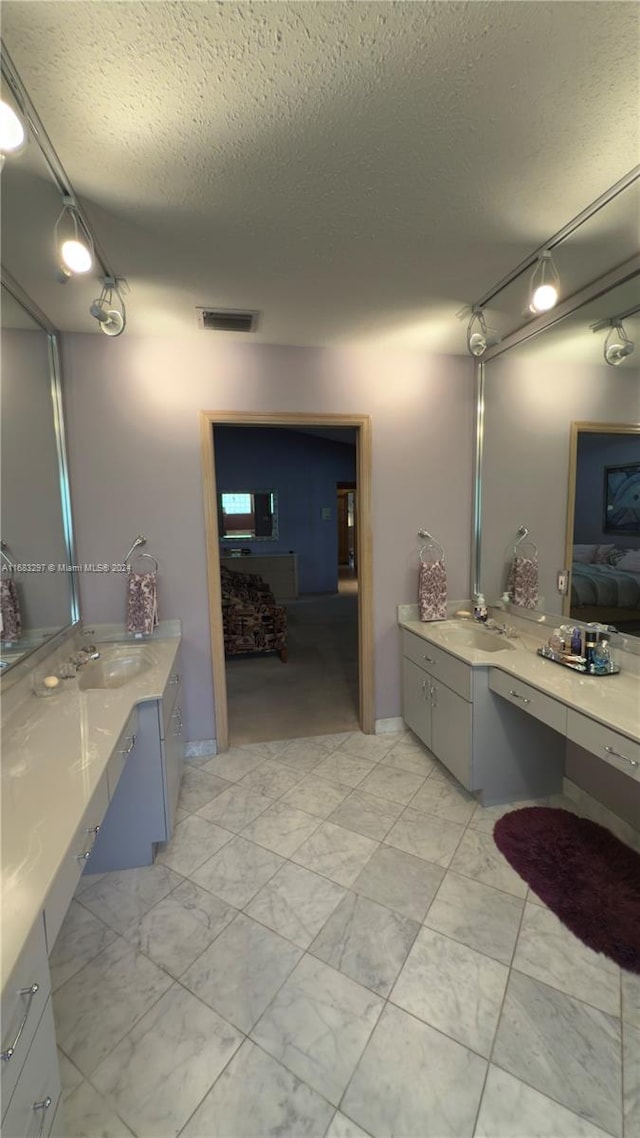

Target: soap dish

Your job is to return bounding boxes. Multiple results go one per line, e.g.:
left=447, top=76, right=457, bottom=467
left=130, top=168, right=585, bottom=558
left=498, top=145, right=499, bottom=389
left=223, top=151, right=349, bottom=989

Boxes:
left=536, top=647, right=620, bottom=676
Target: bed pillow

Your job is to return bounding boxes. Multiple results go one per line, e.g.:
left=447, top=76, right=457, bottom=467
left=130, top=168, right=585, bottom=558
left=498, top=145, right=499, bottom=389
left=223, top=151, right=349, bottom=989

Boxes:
left=593, top=543, right=616, bottom=564
left=573, top=544, right=598, bottom=563
left=615, top=549, right=640, bottom=573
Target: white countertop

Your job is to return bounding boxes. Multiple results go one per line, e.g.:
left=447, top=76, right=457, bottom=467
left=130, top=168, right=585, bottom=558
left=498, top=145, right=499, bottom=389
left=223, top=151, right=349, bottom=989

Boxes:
left=1, top=635, right=180, bottom=991
left=400, top=619, right=640, bottom=744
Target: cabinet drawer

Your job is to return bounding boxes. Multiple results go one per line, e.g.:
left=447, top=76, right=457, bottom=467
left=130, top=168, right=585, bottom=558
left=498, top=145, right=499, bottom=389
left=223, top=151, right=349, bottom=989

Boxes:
left=161, top=657, right=182, bottom=741
left=1, top=920, right=50, bottom=1109
left=106, top=709, right=139, bottom=799
left=1, top=998, right=60, bottom=1137
left=401, top=630, right=472, bottom=700
left=567, top=710, right=640, bottom=782
left=43, top=773, right=109, bottom=952
left=489, top=670, right=567, bottom=735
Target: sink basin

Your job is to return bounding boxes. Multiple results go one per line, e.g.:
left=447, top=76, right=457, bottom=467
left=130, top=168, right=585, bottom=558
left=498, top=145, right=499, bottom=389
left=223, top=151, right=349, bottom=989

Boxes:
left=445, top=623, right=517, bottom=653
left=78, top=647, right=153, bottom=690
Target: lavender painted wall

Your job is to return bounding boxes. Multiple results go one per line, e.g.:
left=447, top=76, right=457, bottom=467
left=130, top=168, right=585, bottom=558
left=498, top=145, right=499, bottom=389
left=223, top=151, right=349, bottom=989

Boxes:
left=215, top=425, right=356, bottom=593
left=60, top=334, right=473, bottom=743
left=574, top=432, right=640, bottom=549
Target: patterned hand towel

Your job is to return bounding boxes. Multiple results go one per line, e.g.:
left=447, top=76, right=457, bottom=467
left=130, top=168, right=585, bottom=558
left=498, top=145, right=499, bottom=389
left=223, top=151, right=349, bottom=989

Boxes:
left=126, top=571, right=158, bottom=635
left=1, top=579, right=22, bottom=641
left=418, top=558, right=447, bottom=621
left=508, top=555, right=538, bottom=609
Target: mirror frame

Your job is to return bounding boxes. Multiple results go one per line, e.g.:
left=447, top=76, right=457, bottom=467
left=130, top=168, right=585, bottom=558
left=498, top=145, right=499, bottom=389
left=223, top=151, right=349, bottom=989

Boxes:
left=564, top=421, right=640, bottom=622
left=471, top=252, right=640, bottom=643
left=1, top=267, right=80, bottom=675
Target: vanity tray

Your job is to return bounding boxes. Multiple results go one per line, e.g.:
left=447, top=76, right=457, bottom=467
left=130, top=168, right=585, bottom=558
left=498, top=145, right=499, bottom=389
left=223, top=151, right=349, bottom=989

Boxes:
left=536, top=647, right=620, bottom=676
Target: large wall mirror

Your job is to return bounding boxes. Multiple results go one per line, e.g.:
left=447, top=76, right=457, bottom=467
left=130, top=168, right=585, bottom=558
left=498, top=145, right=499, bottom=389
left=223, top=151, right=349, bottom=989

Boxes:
left=479, top=266, right=640, bottom=638
left=1, top=274, right=79, bottom=671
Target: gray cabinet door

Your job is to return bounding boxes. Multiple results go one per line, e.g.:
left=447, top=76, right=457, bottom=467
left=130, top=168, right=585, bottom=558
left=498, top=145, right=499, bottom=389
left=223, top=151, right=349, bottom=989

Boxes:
left=432, top=681, right=472, bottom=789
left=401, top=656, right=432, bottom=749
left=162, top=682, right=185, bottom=839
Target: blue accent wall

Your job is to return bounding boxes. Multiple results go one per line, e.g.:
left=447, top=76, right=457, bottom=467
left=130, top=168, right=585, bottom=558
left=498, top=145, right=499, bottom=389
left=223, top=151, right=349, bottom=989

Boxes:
left=214, top=426, right=356, bottom=593
left=574, top=432, right=640, bottom=549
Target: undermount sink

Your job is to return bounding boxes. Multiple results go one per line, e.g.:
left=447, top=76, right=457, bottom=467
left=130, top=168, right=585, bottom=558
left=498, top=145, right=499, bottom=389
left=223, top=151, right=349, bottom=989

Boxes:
left=78, top=647, right=153, bottom=690
left=445, top=622, right=517, bottom=653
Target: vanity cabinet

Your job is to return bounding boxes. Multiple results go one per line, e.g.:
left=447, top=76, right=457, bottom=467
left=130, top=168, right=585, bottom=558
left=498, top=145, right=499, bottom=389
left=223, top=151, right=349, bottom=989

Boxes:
left=567, top=710, right=640, bottom=784
left=401, top=628, right=565, bottom=804
left=402, top=655, right=472, bottom=788
left=43, top=772, right=110, bottom=952
left=86, top=654, right=185, bottom=872
left=1, top=996, right=61, bottom=1138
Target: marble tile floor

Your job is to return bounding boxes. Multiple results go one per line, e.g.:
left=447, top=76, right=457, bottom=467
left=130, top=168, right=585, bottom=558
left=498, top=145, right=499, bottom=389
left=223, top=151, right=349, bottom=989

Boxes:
left=53, top=729, right=637, bottom=1138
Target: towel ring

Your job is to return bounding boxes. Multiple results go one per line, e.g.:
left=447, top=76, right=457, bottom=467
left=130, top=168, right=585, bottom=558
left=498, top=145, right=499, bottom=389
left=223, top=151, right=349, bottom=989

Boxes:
left=0, top=542, right=16, bottom=577
left=418, top=530, right=445, bottom=564
left=505, top=526, right=538, bottom=560
left=130, top=552, right=159, bottom=574
left=514, top=540, right=538, bottom=559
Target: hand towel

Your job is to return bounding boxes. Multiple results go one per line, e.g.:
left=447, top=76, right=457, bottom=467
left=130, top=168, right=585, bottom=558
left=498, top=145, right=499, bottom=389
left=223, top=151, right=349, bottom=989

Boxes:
left=1, top=579, right=22, bottom=641
left=508, top=554, right=538, bottom=609
left=126, top=571, right=158, bottom=635
left=418, top=558, right=447, bottom=621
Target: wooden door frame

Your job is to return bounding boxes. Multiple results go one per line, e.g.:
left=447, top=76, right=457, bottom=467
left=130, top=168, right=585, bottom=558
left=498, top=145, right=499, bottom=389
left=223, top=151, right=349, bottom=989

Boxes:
left=200, top=411, right=374, bottom=752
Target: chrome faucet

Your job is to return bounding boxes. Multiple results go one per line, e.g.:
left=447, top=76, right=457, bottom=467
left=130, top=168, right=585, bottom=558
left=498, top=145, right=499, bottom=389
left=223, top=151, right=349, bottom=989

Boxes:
left=485, top=619, right=518, bottom=638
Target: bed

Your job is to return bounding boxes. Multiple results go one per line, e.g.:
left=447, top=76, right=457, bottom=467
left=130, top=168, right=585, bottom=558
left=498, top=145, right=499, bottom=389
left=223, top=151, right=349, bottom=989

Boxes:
left=570, top=552, right=640, bottom=630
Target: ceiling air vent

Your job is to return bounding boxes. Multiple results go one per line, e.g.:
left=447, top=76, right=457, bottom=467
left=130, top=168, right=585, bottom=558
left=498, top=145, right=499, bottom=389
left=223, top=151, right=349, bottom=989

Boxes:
left=197, top=308, right=259, bottom=333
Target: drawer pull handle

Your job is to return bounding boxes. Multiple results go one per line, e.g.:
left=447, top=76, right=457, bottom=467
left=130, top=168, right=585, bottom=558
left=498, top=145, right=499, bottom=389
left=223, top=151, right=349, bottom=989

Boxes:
left=604, top=745, right=638, bottom=769
left=1, top=983, right=39, bottom=1062
left=423, top=655, right=436, bottom=665
left=120, top=734, right=136, bottom=756
left=508, top=689, right=531, bottom=704
left=168, top=673, right=180, bottom=685
left=76, top=826, right=100, bottom=861
left=33, top=1095, right=53, bottom=1138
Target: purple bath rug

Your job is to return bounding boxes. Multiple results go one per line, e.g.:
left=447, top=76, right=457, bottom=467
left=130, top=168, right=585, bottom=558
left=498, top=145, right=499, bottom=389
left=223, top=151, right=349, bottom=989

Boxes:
left=494, top=806, right=640, bottom=973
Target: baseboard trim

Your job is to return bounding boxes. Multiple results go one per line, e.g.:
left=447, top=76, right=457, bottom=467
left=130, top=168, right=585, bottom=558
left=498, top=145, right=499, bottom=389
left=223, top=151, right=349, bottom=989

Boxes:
left=186, top=739, right=217, bottom=759
left=375, top=717, right=406, bottom=735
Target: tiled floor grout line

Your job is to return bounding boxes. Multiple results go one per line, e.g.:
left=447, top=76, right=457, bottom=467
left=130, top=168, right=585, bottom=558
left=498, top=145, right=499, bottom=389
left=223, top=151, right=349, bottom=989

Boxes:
left=60, top=733, right=629, bottom=1138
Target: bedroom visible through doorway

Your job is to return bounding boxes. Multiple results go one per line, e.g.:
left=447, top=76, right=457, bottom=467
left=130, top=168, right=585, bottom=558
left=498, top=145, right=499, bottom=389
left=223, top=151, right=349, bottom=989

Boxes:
left=200, top=412, right=374, bottom=753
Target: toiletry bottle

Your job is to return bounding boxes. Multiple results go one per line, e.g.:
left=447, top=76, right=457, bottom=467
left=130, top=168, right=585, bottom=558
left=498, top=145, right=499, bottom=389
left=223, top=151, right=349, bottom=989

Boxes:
left=584, top=627, right=597, bottom=674
left=473, top=594, right=488, bottom=622
left=570, top=627, right=583, bottom=657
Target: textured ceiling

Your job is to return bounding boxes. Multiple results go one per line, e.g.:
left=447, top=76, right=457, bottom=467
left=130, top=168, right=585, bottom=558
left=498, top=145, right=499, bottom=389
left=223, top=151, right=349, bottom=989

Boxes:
left=1, top=1, right=639, bottom=348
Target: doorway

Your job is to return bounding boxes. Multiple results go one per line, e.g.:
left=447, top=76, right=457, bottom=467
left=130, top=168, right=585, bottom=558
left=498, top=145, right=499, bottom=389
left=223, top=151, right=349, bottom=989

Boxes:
left=200, top=411, right=374, bottom=752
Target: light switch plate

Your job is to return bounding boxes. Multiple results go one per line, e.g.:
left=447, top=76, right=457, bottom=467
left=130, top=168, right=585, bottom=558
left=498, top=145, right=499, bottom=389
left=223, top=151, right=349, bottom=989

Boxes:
left=321, top=507, right=331, bottom=520
left=556, top=569, right=569, bottom=594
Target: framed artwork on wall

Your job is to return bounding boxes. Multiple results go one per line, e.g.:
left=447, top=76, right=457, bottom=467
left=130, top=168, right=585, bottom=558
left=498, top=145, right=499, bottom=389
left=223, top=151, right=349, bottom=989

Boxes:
left=603, top=463, right=640, bottom=534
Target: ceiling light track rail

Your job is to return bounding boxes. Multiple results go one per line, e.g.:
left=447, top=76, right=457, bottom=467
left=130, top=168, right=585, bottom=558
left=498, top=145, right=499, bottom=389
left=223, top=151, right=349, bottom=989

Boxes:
left=472, top=165, right=640, bottom=312
left=1, top=40, right=120, bottom=290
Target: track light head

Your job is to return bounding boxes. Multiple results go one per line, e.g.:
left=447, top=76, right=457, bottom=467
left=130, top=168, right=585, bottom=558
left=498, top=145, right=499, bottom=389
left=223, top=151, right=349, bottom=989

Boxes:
left=0, top=98, right=27, bottom=157
left=529, top=250, right=560, bottom=313
left=604, top=321, right=634, bottom=367
left=54, top=196, right=93, bottom=277
left=466, top=308, right=499, bottom=357
left=90, top=279, right=126, bottom=337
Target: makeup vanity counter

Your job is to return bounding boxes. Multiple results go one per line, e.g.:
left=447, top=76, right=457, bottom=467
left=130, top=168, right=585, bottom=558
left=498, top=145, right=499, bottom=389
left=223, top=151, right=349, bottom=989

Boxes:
left=399, top=616, right=639, bottom=805
left=1, top=632, right=182, bottom=998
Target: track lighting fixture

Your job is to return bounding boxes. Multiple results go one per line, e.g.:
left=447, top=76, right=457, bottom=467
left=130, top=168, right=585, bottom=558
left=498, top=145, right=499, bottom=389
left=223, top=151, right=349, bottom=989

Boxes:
left=0, top=97, right=26, bottom=158
left=603, top=320, right=634, bottom=367
left=466, top=307, right=499, bottom=357
left=55, top=196, right=94, bottom=278
left=89, top=278, right=126, bottom=337
left=529, top=250, right=560, bottom=313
